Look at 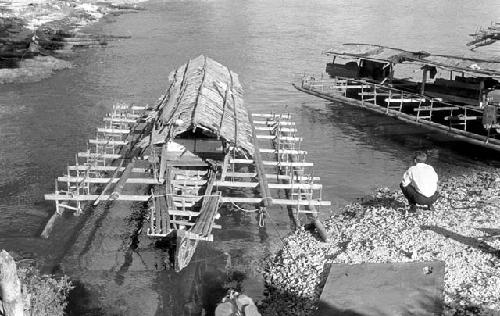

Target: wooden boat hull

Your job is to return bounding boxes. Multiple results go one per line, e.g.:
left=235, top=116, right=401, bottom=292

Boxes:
left=293, top=83, right=500, bottom=152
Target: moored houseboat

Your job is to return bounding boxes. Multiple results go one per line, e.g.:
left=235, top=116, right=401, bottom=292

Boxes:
left=294, top=43, right=500, bottom=152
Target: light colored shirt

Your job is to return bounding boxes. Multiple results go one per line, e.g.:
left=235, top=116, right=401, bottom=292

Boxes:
left=401, top=163, right=438, bottom=197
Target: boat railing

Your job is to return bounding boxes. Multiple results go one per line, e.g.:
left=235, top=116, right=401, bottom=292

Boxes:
left=300, top=74, right=484, bottom=113
left=299, top=74, right=491, bottom=129
left=297, top=74, right=500, bottom=147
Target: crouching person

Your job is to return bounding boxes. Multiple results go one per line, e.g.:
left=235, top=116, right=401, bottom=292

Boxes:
left=400, top=151, right=439, bottom=213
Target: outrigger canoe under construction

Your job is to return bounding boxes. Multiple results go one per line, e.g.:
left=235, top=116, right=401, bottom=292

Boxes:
left=294, top=43, right=500, bottom=152
left=45, top=55, right=330, bottom=271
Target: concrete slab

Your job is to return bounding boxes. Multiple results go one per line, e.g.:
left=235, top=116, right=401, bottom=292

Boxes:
left=318, top=261, right=444, bottom=316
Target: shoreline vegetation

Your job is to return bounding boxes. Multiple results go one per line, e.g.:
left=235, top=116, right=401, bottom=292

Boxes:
left=260, top=168, right=500, bottom=316
left=0, top=0, right=145, bottom=84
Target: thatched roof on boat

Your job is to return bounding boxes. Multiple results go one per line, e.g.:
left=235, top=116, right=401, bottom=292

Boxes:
left=325, top=43, right=500, bottom=77
left=153, top=55, right=254, bottom=155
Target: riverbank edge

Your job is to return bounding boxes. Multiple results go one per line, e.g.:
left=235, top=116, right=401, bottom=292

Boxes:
left=259, top=168, right=500, bottom=316
left=0, top=0, right=146, bottom=84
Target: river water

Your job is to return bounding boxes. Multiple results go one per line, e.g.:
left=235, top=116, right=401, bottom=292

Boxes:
left=0, top=0, right=499, bottom=314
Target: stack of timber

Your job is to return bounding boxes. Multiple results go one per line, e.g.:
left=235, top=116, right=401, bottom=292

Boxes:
left=44, top=55, right=331, bottom=271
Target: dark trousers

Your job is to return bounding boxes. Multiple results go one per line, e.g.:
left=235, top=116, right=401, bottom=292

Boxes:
left=400, top=183, right=438, bottom=206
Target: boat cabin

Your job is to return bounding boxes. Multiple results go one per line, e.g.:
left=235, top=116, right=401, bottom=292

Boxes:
left=325, top=43, right=500, bottom=107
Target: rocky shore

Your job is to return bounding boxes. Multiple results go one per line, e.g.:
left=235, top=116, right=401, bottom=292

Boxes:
left=260, top=169, right=500, bottom=316
left=0, top=0, right=143, bottom=84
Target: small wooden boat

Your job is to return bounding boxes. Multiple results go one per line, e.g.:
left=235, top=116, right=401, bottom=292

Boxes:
left=45, top=56, right=331, bottom=271
left=467, top=22, right=500, bottom=50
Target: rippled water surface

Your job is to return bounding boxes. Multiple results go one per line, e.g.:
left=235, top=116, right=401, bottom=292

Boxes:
left=0, top=0, right=499, bottom=313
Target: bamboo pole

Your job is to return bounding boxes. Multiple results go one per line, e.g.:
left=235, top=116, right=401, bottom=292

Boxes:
left=278, top=124, right=329, bottom=242
left=249, top=113, right=272, bottom=207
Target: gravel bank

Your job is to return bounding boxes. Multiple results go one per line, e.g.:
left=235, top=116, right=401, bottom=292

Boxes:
left=261, top=169, right=500, bottom=316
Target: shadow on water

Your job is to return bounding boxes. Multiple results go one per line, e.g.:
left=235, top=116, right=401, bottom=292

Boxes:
left=66, top=280, right=105, bottom=316
left=152, top=243, right=250, bottom=316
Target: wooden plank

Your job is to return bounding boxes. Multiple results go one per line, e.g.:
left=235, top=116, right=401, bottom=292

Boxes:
left=168, top=210, right=200, bottom=217
left=384, top=97, right=427, bottom=103
left=153, top=193, right=163, bottom=234
left=220, top=197, right=331, bottom=206
left=229, top=158, right=253, bottom=164
left=156, top=195, right=168, bottom=234
left=225, top=172, right=257, bottom=178
left=57, top=176, right=160, bottom=184
left=167, top=160, right=208, bottom=167
left=254, top=126, right=298, bottom=132
left=103, top=117, right=137, bottom=124
left=172, top=179, right=208, bottom=186
left=252, top=113, right=292, bottom=119
left=259, top=148, right=308, bottom=155
left=256, top=135, right=302, bottom=141
left=158, top=144, right=168, bottom=182
left=269, top=183, right=322, bottom=190
left=163, top=167, right=173, bottom=234
left=201, top=196, right=220, bottom=236
left=413, top=106, right=459, bottom=111
left=111, top=161, right=135, bottom=198
left=172, top=196, right=202, bottom=202
left=173, top=170, right=208, bottom=177
left=67, top=166, right=148, bottom=173
left=216, top=181, right=258, bottom=188
left=45, top=194, right=150, bottom=202
left=215, top=181, right=322, bottom=190
left=225, top=172, right=320, bottom=181
left=173, top=201, right=194, bottom=208
left=173, top=230, right=213, bottom=241
left=249, top=112, right=273, bottom=207
left=324, top=84, right=371, bottom=89
left=89, top=139, right=128, bottom=146
left=191, top=171, right=218, bottom=235
left=192, top=195, right=219, bottom=235
left=253, top=120, right=296, bottom=126
left=358, top=92, right=392, bottom=96
left=97, top=128, right=130, bottom=134
left=220, top=152, right=230, bottom=181
left=77, top=152, right=122, bottom=160
left=445, top=115, right=479, bottom=121
left=93, top=159, right=125, bottom=206
left=68, top=178, right=320, bottom=189
left=170, top=220, right=195, bottom=227
left=229, top=158, right=314, bottom=167
left=113, top=104, right=131, bottom=110
left=230, top=159, right=314, bottom=167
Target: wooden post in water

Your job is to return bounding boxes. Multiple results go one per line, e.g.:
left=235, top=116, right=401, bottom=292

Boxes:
left=275, top=118, right=328, bottom=242
left=287, top=154, right=329, bottom=242
left=0, top=250, right=23, bottom=316
left=420, top=67, right=428, bottom=95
